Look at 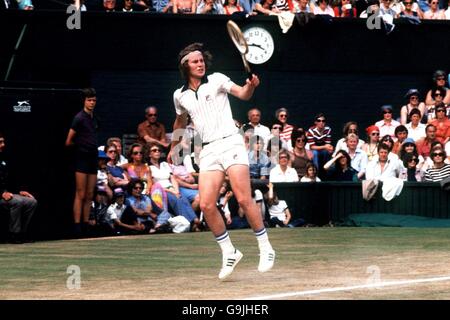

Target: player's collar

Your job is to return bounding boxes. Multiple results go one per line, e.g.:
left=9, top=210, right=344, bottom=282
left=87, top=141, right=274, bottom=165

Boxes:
left=181, top=75, right=209, bottom=92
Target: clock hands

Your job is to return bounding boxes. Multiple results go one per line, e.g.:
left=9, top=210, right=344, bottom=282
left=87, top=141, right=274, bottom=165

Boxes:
left=247, top=43, right=267, bottom=53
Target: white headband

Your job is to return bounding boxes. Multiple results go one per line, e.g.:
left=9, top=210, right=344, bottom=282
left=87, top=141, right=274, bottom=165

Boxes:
left=180, top=50, right=202, bottom=65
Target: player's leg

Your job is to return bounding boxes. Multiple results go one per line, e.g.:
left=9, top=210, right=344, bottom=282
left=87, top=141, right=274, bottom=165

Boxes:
left=227, top=164, right=275, bottom=273
left=199, top=170, right=243, bottom=279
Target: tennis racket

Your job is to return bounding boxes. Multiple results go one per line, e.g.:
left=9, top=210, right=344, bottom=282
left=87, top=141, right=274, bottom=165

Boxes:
left=226, top=20, right=253, bottom=80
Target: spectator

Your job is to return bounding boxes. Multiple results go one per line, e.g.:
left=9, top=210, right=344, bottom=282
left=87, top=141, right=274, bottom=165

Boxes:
left=425, top=70, right=450, bottom=106
left=122, top=143, right=153, bottom=195
left=254, top=0, right=278, bottom=14
left=306, top=113, right=333, bottom=178
left=405, top=109, right=426, bottom=142
left=290, top=128, right=313, bottom=179
left=399, top=0, right=424, bottom=17
left=148, top=142, right=202, bottom=231
left=152, top=0, right=171, bottom=12
left=122, top=0, right=136, bottom=11
left=247, top=108, right=271, bottom=143
left=106, top=137, right=128, bottom=166
left=88, top=189, right=109, bottom=237
left=170, top=158, right=200, bottom=212
left=216, top=181, right=234, bottom=226
left=269, top=150, right=299, bottom=182
left=313, top=0, right=335, bottom=15
left=292, top=0, right=313, bottom=12
left=105, top=189, right=145, bottom=235
left=423, top=0, right=445, bottom=18
left=223, top=0, right=245, bottom=14
left=125, top=180, right=157, bottom=233
left=97, top=150, right=113, bottom=200
left=399, top=138, right=424, bottom=170
left=0, top=133, right=37, bottom=244
left=65, top=88, right=99, bottom=237
left=266, top=182, right=298, bottom=228
left=359, top=0, right=380, bottom=17
left=173, top=0, right=197, bottom=12
left=345, top=133, right=368, bottom=179
left=135, top=0, right=153, bottom=11
left=333, top=121, right=365, bottom=156
left=365, top=143, right=402, bottom=181
left=266, top=136, right=283, bottom=170
left=265, top=121, right=290, bottom=152
left=392, top=125, right=409, bottom=155
left=275, top=108, right=295, bottom=150
left=334, top=0, right=358, bottom=17
left=105, top=145, right=129, bottom=191
left=399, top=153, right=423, bottom=181
left=375, top=105, right=400, bottom=140
left=426, top=87, right=447, bottom=122
left=103, top=0, right=117, bottom=11
left=379, top=134, right=398, bottom=160
left=379, top=0, right=399, bottom=17
left=323, top=150, right=359, bottom=181
left=197, top=0, right=225, bottom=13
left=300, top=163, right=321, bottom=182
left=416, top=124, right=438, bottom=158
left=248, top=135, right=272, bottom=180
left=424, top=149, right=450, bottom=181
left=362, top=125, right=380, bottom=162
left=400, top=89, right=426, bottom=125
left=429, top=103, right=450, bottom=144
left=137, top=106, right=170, bottom=150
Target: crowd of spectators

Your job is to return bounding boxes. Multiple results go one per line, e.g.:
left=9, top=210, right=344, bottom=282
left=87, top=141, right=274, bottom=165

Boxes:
left=84, top=69, right=450, bottom=238
left=2, top=0, right=450, bottom=21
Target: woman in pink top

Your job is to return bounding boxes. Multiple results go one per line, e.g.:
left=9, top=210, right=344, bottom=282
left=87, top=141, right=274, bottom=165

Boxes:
left=275, top=107, right=295, bottom=150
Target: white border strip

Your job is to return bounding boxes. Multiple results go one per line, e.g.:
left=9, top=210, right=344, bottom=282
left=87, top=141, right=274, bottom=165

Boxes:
left=243, top=275, right=450, bottom=300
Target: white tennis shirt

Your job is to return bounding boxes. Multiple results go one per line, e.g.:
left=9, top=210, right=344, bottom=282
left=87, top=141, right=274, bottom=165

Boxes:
left=173, top=73, right=239, bottom=144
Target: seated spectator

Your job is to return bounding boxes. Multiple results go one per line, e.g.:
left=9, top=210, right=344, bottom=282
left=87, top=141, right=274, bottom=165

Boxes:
left=323, top=150, right=359, bottom=181
left=292, top=0, right=313, bottom=12
left=424, top=149, right=450, bottom=181
left=399, top=153, right=424, bottom=181
left=248, top=135, right=271, bottom=180
left=105, top=189, right=146, bottom=235
left=265, top=121, right=290, bottom=152
left=375, top=105, right=400, bottom=140
left=223, top=0, right=245, bottom=14
left=182, top=135, right=201, bottom=180
left=275, top=108, right=295, bottom=150
left=242, top=123, right=255, bottom=151
left=379, top=0, right=399, bottom=17
left=426, top=87, right=447, bottom=122
left=400, top=89, right=426, bottom=125
left=216, top=181, right=234, bottom=226
left=300, top=163, right=321, bottom=182
left=88, top=189, right=110, bottom=237
left=197, top=0, right=225, bottom=13
left=122, top=143, right=153, bottom=195
left=429, top=103, right=450, bottom=144
left=313, top=0, right=335, bottom=15
left=247, top=108, right=271, bottom=143
left=170, top=159, right=200, bottom=212
left=399, top=0, right=424, bottom=18
left=345, top=133, right=368, bottom=179
left=290, top=128, right=313, bottom=179
left=361, top=125, right=380, bottom=162
left=399, top=137, right=425, bottom=169
left=103, top=0, right=117, bottom=11
left=423, top=0, right=445, bottom=19
left=379, top=134, right=399, bottom=161
left=0, top=133, right=37, bottom=244
left=97, top=150, right=113, bottom=200
left=105, top=145, right=129, bottom=191
left=122, top=0, right=136, bottom=11
left=254, top=0, right=278, bottom=14
left=125, top=180, right=157, bottom=233
left=148, top=142, right=202, bottom=231
left=269, top=150, right=299, bottom=182
left=151, top=0, right=172, bottom=12
left=365, top=143, right=403, bottom=181
left=106, top=137, right=128, bottom=166
left=425, top=70, right=450, bottom=106
left=405, top=109, right=426, bottom=142
left=266, top=136, right=283, bottom=172
left=334, top=0, right=358, bottom=17
left=392, top=125, right=409, bottom=155
left=333, top=121, right=365, bottom=156
left=306, top=113, right=333, bottom=179
left=137, top=106, right=170, bottom=150
left=266, top=182, right=297, bottom=228
left=173, top=0, right=196, bottom=12
left=416, top=124, right=438, bottom=158
left=359, top=0, right=380, bottom=17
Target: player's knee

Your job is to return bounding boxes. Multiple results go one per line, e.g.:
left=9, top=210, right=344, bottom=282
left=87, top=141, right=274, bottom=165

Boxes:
left=237, top=198, right=253, bottom=211
left=200, top=201, right=215, bottom=213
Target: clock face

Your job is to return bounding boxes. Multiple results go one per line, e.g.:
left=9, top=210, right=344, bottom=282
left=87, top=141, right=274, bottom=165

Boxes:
left=243, top=27, right=274, bottom=65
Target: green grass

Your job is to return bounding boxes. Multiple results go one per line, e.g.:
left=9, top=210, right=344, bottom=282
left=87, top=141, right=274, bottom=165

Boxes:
left=1, top=228, right=450, bottom=299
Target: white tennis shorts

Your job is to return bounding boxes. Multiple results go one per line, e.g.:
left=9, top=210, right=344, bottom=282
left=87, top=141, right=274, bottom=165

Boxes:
left=199, top=134, right=249, bottom=172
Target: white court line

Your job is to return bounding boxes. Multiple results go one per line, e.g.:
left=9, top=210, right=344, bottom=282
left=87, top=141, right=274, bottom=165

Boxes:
left=242, top=275, right=450, bottom=300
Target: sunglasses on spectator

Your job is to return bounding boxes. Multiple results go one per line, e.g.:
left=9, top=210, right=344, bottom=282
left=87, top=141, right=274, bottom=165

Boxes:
left=408, top=158, right=418, bottom=162
left=296, top=138, right=306, bottom=142
left=107, top=150, right=117, bottom=153
left=133, top=151, right=143, bottom=155
left=150, top=149, right=161, bottom=153
left=147, top=114, right=157, bottom=117
left=435, top=93, right=443, bottom=97
left=272, top=126, right=282, bottom=130
left=436, top=77, right=445, bottom=81
left=371, top=132, right=380, bottom=136
left=431, top=1, right=438, bottom=4
left=279, top=156, right=288, bottom=159
left=316, top=119, right=326, bottom=122
left=383, top=110, right=392, bottom=114
left=133, top=186, right=143, bottom=190
left=348, top=129, right=358, bottom=133
left=403, top=1, right=412, bottom=4
left=432, top=152, right=444, bottom=157
left=279, top=114, right=287, bottom=118
left=436, top=109, right=446, bottom=113
left=410, top=96, right=418, bottom=100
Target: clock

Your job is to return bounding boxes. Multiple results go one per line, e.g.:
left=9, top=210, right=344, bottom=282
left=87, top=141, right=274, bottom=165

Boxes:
left=243, top=26, right=274, bottom=65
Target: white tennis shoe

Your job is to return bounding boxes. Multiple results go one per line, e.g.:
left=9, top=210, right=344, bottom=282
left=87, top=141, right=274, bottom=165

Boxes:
left=218, top=249, right=243, bottom=280
left=258, top=249, right=275, bottom=273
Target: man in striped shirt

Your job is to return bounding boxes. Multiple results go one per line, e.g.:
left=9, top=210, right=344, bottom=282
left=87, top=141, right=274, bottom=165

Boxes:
left=306, top=113, right=334, bottom=178
left=424, top=149, right=450, bottom=182
left=170, top=43, right=275, bottom=280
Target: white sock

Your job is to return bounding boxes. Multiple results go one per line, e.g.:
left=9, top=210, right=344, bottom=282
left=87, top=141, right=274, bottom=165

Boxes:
left=255, top=228, right=273, bottom=252
left=216, top=231, right=235, bottom=255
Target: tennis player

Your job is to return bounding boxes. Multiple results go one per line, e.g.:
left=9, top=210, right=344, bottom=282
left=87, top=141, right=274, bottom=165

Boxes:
left=170, top=43, right=275, bottom=280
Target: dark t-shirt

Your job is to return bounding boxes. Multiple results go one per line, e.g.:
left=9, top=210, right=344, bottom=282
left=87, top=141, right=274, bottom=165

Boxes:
left=71, top=110, right=98, bottom=153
